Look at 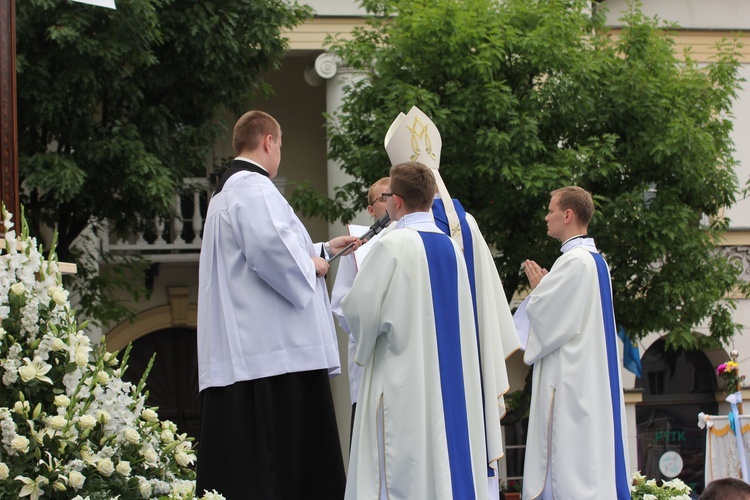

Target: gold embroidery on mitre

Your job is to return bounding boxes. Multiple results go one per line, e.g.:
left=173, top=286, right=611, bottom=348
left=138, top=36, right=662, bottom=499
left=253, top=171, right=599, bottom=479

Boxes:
left=406, top=117, right=438, bottom=162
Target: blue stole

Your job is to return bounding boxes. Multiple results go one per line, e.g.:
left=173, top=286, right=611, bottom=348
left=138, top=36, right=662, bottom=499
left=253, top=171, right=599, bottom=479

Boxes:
left=420, top=231, right=476, bottom=499
left=433, top=199, right=494, bottom=476
left=591, top=252, right=631, bottom=500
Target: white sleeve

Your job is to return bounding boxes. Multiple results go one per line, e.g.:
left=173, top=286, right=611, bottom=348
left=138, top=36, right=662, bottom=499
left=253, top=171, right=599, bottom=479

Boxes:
left=229, top=178, right=317, bottom=310
left=331, top=254, right=357, bottom=334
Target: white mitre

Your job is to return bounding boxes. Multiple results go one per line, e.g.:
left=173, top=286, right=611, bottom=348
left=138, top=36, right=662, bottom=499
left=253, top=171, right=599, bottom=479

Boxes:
left=384, top=106, right=463, bottom=248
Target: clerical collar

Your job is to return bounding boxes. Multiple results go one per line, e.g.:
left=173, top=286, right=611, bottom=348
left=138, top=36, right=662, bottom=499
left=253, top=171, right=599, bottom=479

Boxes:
left=560, top=234, right=598, bottom=254
left=235, top=157, right=269, bottom=175
left=213, top=158, right=269, bottom=197
left=394, top=212, right=441, bottom=232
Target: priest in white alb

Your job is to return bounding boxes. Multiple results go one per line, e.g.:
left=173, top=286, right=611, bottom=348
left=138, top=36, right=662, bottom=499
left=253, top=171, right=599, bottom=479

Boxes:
left=383, top=106, right=521, bottom=499
left=514, top=186, right=631, bottom=500
left=342, top=161, right=488, bottom=500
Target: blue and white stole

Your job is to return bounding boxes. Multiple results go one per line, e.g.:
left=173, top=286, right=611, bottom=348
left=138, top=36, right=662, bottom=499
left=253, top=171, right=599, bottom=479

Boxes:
left=564, top=236, right=629, bottom=500
left=420, top=231, right=476, bottom=500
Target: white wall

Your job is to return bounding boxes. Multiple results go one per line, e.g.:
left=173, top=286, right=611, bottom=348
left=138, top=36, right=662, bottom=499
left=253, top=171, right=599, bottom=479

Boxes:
left=603, top=0, right=750, bottom=30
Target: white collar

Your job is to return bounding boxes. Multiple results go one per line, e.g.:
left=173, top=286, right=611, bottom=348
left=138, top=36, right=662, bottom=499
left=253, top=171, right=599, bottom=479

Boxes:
left=560, top=235, right=598, bottom=254
left=394, top=212, right=442, bottom=232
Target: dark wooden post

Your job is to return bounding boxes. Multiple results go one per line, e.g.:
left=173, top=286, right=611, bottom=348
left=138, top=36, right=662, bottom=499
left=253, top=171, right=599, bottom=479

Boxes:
left=0, top=0, right=19, bottom=224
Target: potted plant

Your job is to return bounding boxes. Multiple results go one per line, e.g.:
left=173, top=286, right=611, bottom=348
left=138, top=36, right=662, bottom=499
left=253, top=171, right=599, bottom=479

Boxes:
left=500, top=479, right=522, bottom=499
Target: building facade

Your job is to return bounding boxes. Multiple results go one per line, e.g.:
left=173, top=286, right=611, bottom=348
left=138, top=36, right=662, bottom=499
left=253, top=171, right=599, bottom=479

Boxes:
left=101, top=0, right=750, bottom=493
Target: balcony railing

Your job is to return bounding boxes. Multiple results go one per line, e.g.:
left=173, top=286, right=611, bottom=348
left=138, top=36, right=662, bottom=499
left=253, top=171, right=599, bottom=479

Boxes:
left=102, top=176, right=287, bottom=262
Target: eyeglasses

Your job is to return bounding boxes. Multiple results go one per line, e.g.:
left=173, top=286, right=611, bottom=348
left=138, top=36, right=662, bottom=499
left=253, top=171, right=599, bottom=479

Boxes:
left=371, top=192, right=400, bottom=204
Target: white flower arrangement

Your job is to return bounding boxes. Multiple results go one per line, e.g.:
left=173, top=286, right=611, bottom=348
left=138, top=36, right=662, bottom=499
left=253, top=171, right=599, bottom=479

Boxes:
left=0, top=209, right=223, bottom=499
left=630, top=471, right=692, bottom=500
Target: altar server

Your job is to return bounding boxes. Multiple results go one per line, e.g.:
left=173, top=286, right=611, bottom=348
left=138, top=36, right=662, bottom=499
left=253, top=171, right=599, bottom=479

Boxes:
left=515, top=186, right=630, bottom=500
left=196, top=110, right=358, bottom=499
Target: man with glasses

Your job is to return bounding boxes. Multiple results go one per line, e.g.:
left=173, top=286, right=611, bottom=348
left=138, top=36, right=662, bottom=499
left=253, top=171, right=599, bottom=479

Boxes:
left=382, top=106, right=519, bottom=500
left=342, top=161, right=488, bottom=500
left=331, top=176, right=392, bottom=432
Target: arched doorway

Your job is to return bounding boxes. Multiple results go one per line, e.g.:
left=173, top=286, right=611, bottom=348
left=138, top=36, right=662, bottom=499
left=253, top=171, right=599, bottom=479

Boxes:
left=635, top=338, right=718, bottom=494
left=120, top=327, right=200, bottom=440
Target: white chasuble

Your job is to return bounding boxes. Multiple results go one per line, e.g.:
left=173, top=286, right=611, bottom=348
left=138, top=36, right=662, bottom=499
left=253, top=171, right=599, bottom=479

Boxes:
left=519, top=241, right=630, bottom=500
left=433, top=197, right=521, bottom=491
left=342, top=221, right=488, bottom=500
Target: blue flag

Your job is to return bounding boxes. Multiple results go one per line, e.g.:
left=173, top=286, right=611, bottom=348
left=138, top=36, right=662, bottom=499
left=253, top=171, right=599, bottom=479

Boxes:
left=617, top=327, right=642, bottom=378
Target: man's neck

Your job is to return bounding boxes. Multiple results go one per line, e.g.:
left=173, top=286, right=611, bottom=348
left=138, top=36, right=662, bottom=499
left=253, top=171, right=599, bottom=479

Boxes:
left=235, top=156, right=266, bottom=170
left=558, top=227, right=588, bottom=244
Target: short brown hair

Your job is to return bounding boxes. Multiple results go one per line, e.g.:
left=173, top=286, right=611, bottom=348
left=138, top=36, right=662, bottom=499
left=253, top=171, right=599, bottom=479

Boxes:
left=367, top=177, right=390, bottom=205
left=389, top=162, right=436, bottom=212
left=551, top=186, right=595, bottom=225
left=700, top=478, right=750, bottom=499
left=232, top=110, right=281, bottom=155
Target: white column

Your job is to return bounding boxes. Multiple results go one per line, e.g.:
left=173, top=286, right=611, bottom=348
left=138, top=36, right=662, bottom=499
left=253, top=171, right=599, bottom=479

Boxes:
left=312, top=53, right=372, bottom=233
left=309, top=52, right=369, bottom=469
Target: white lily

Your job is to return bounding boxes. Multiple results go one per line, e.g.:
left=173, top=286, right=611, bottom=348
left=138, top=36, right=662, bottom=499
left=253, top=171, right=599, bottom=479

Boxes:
left=15, top=474, right=49, bottom=500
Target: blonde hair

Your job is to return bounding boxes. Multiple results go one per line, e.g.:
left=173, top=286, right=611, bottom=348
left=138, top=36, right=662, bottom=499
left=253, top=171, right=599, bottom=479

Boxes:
left=367, top=177, right=390, bottom=205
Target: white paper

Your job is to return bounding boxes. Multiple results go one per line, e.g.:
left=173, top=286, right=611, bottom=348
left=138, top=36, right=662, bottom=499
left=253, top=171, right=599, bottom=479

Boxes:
left=72, top=0, right=116, bottom=9
left=347, top=224, right=371, bottom=270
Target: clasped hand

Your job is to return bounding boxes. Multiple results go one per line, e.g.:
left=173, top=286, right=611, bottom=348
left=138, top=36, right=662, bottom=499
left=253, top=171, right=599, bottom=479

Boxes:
left=524, top=259, right=548, bottom=290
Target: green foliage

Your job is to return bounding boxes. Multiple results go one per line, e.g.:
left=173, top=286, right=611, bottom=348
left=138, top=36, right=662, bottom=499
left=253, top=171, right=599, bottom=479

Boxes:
left=16, top=0, right=311, bottom=323
left=291, top=0, right=746, bottom=348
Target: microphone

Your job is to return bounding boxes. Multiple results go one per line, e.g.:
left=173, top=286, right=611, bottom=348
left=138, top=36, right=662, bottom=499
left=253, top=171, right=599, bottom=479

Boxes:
left=326, top=213, right=391, bottom=263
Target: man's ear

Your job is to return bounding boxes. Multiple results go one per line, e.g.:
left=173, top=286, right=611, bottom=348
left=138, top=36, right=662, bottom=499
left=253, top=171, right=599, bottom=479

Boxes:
left=367, top=205, right=376, bottom=217
left=263, top=134, right=273, bottom=152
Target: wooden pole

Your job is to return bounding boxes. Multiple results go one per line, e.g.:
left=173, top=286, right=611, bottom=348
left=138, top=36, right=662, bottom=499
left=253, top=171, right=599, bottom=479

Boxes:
left=0, top=0, right=20, bottom=224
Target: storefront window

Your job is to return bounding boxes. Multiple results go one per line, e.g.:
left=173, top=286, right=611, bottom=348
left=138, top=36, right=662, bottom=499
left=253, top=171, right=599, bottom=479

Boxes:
left=635, top=338, right=718, bottom=494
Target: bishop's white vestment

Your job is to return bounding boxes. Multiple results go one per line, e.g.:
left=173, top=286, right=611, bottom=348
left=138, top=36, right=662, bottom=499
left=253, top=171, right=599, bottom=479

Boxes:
left=342, top=213, right=489, bottom=500
left=433, top=198, right=521, bottom=488
left=515, top=237, right=630, bottom=500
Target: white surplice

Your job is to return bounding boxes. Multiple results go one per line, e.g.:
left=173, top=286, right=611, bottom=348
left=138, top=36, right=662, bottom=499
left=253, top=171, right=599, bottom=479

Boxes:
left=342, top=213, right=489, bottom=500
left=197, top=167, right=340, bottom=391
left=515, top=237, right=630, bottom=500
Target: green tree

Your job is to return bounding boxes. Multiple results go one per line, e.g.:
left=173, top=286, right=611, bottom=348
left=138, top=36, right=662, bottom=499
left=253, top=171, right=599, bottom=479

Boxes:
left=291, top=0, right=747, bottom=349
left=16, top=0, right=311, bottom=323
